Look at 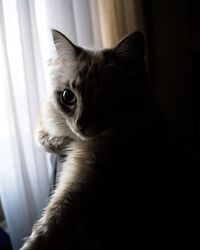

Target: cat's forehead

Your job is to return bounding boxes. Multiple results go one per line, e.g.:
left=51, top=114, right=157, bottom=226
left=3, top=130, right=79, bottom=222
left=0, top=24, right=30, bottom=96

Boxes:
left=75, top=50, right=115, bottom=87
left=49, top=58, right=76, bottom=82
left=49, top=49, right=112, bottom=91
left=77, top=50, right=105, bottom=77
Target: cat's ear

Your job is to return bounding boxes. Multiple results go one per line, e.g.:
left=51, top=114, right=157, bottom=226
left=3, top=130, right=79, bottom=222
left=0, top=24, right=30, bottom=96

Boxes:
left=113, top=31, right=145, bottom=66
left=51, top=29, right=81, bottom=60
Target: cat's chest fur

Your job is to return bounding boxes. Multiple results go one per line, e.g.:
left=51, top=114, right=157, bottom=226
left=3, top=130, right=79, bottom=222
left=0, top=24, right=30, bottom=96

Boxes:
left=56, top=129, right=163, bottom=249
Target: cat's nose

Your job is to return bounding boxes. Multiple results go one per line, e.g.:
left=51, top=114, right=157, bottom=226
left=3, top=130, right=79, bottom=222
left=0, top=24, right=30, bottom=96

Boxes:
left=76, top=123, right=86, bottom=132
left=76, top=120, right=98, bottom=136
left=76, top=119, right=88, bottom=132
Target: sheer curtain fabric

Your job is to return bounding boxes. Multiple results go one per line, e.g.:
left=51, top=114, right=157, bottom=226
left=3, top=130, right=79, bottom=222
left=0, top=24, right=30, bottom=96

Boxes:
left=0, top=0, right=101, bottom=249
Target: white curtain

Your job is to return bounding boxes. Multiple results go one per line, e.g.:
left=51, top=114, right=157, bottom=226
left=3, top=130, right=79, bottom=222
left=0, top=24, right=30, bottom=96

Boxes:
left=0, top=0, right=102, bottom=249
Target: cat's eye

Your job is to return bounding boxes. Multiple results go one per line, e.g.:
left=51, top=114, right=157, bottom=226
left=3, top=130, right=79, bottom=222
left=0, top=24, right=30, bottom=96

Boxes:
left=61, top=89, right=77, bottom=106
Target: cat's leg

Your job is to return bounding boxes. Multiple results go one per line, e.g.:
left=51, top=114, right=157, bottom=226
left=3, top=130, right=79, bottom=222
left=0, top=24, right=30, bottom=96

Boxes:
left=20, top=142, right=95, bottom=250
left=20, top=190, right=76, bottom=250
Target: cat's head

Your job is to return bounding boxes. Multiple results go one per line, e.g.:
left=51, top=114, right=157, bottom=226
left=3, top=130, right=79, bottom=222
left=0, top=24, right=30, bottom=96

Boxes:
left=48, top=29, right=149, bottom=140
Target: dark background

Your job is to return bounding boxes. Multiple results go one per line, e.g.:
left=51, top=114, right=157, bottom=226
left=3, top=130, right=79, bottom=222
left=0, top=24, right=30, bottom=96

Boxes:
left=144, top=0, right=200, bottom=155
left=140, top=1, right=200, bottom=245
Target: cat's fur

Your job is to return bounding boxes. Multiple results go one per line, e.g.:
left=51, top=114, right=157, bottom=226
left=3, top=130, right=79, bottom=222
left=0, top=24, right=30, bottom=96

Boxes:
left=20, top=30, right=182, bottom=249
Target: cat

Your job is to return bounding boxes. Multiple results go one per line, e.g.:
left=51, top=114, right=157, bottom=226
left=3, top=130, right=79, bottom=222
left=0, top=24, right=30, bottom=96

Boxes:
left=20, top=29, right=163, bottom=250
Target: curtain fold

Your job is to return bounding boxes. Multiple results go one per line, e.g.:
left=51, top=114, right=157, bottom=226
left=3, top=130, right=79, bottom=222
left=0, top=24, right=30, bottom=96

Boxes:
left=97, top=0, right=144, bottom=48
left=0, top=0, right=50, bottom=249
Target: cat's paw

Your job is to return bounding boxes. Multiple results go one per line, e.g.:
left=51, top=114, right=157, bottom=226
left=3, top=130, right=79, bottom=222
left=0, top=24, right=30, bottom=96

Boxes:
left=20, top=223, right=54, bottom=250
left=20, top=225, right=71, bottom=250
left=20, top=233, right=46, bottom=250
left=37, top=130, right=71, bottom=153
